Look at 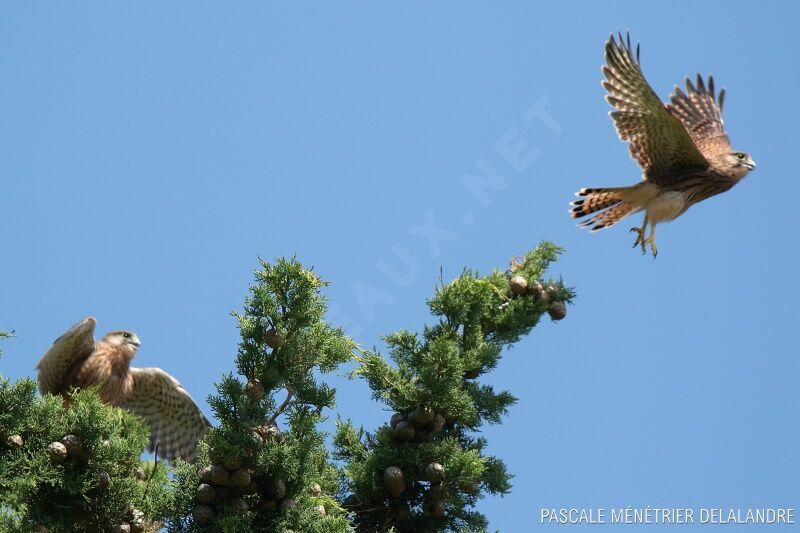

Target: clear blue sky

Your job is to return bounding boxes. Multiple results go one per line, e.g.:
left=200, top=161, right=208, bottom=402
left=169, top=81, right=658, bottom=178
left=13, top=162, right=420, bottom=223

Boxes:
left=1, top=2, right=797, bottom=531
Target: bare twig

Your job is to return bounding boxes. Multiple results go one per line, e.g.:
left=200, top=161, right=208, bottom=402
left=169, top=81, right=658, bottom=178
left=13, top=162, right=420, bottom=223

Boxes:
left=268, top=388, right=294, bottom=426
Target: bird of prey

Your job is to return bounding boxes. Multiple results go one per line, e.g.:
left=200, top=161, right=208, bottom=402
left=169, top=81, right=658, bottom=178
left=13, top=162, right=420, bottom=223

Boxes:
left=36, top=317, right=211, bottom=462
left=570, top=33, right=756, bottom=257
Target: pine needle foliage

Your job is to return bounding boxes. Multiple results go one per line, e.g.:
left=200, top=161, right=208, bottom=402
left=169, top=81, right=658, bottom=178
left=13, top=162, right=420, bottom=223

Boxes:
left=2, top=244, right=572, bottom=532
left=0, top=362, right=169, bottom=532
left=335, top=242, right=573, bottom=532
left=165, top=257, right=356, bottom=532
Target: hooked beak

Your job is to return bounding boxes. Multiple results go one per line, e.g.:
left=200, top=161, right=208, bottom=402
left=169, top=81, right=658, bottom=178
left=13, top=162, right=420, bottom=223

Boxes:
left=745, top=159, right=756, bottom=170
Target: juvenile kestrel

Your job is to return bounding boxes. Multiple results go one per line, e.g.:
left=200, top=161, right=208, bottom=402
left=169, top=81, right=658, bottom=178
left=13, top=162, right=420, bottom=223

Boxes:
left=570, top=32, right=756, bottom=256
left=36, top=317, right=211, bottom=462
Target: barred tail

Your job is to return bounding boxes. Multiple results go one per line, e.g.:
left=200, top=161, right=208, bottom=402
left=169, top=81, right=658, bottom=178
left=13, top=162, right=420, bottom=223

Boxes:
left=569, top=187, right=637, bottom=232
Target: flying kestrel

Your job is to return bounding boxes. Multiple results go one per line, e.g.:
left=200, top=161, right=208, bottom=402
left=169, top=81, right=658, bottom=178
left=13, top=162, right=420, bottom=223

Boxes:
left=570, top=32, right=756, bottom=256
left=36, top=317, right=211, bottom=462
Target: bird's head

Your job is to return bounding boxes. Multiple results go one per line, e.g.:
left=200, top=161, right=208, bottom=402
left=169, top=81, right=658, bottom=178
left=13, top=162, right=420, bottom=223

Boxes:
left=103, top=330, right=141, bottom=358
left=721, top=150, right=756, bottom=179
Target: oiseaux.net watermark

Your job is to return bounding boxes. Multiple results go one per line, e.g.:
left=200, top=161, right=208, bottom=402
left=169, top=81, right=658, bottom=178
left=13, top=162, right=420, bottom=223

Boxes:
left=541, top=507, right=795, bottom=526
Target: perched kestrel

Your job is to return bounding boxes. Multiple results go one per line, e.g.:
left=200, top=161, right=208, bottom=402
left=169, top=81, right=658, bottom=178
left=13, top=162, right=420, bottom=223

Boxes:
left=570, top=33, right=756, bottom=256
left=36, top=317, right=211, bottom=462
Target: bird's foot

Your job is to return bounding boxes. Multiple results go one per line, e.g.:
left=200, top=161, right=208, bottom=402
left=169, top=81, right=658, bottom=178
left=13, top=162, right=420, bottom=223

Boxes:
left=630, top=227, right=645, bottom=252
left=648, top=238, right=658, bottom=258
left=630, top=227, right=658, bottom=258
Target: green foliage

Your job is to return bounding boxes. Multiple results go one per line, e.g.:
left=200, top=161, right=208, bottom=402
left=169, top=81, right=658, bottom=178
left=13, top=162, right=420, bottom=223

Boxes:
left=165, top=257, right=356, bottom=532
left=0, top=377, right=168, bottom=532
left=1, top=244, right=573, bottom=532
left=337, top=242, right=573, bottom=532
left=0, top=330, right=12, bottom=357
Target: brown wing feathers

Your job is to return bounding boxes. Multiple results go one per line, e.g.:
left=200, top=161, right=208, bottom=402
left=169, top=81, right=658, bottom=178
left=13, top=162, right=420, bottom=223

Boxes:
left=602, top=32, right=709, bottom=179
left=668, top=74, right=730, bottom=158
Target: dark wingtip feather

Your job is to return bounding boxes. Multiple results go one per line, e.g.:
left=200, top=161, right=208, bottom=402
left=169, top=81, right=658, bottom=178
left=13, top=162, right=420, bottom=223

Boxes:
left=696, top=73, right=706, bottom=93
left=719, top=88, right=726, bottom=111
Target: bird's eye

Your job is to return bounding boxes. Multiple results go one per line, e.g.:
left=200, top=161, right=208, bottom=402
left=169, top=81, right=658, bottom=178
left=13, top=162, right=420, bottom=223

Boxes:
left=123, top=332, right=130, bottom=338
left=736, top=153, right=746, bottom=159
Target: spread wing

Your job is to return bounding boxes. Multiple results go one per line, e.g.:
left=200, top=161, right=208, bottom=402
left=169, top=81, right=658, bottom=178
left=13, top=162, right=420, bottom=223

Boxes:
left=119, top=367, right=211, bottom=463
left=667, top=74, right=731, bottom=159
left=603, top=33, right=709, bottom=184
left=36, top=317, right=97, bottom=395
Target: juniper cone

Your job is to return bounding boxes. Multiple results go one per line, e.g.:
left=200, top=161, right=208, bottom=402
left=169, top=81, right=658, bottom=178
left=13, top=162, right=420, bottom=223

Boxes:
left=47, top=441, right=68, bottom=464
left=383, top=466, right=406, bottom=497
left=392, top=420, right=414, bottom=441
left=548, top=301, right=568, bottom=320
left=265, top=478, right=287, bottom=500
left=198, top=465, right=212, bottom=482
left=196, top=483, right=216, bottom=504
left=509, top=275, right=528, bottom=295
left=263, top=328, right=285, bottom=349
left=209, top=464, right=230, bottom=486
left=229, top=467, right=251, bottom=488
left=245, top=378, right=265, bottom=400
left=408, top=406, right=434, bottom=427
left=97, top=471, right=112, bottom=490
left=390, top=412, right=405, bottom=427
left=192, top=505, right=214, bottom=524
left=527, top=280, right=544, bottom=298
left=61, top=434, right=82, bottom=457
left=423, top=462, right=444, bottom=484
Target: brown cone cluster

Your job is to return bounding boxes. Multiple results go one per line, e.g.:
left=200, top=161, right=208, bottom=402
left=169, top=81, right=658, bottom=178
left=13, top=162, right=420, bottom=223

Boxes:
left=390, top=406, right=447, bottom=446
left=194, top=460, right=258, bottom=522
left=42, top=434, right=86, bottom=465
left=114, top=509, right=147, bottom=533
left=191, top=422, right=310, bottom=524
left=506, top=273, right=568, bottom=321
left=423, top=462, right=446, bottom=517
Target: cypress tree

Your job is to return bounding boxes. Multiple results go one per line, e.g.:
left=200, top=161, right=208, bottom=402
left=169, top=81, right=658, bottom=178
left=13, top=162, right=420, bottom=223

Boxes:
left=1, top=244, right=572, bottom=532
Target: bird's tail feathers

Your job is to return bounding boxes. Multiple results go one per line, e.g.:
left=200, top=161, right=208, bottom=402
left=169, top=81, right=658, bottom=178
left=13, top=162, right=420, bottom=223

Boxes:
left=569, top=187, right=638, bottom=232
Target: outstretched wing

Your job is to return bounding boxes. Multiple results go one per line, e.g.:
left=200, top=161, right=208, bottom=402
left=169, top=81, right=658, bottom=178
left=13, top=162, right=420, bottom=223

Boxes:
left=603, top=33, right=709, bottom=184
left=119, top=367, right=211, bottom=463
left=667, top=74, right=731, bottom=159
left=37, top=317, right=97, bottom=395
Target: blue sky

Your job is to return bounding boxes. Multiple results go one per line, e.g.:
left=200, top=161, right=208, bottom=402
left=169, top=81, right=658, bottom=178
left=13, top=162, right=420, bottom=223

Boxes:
left=1, top=2, right=798, bottom=531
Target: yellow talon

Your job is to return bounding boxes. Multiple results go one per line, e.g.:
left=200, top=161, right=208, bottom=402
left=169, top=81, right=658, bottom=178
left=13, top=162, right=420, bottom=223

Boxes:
left=630, top=224, right=657, bottom=258
left=629, top=226, right=645, bottom=251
